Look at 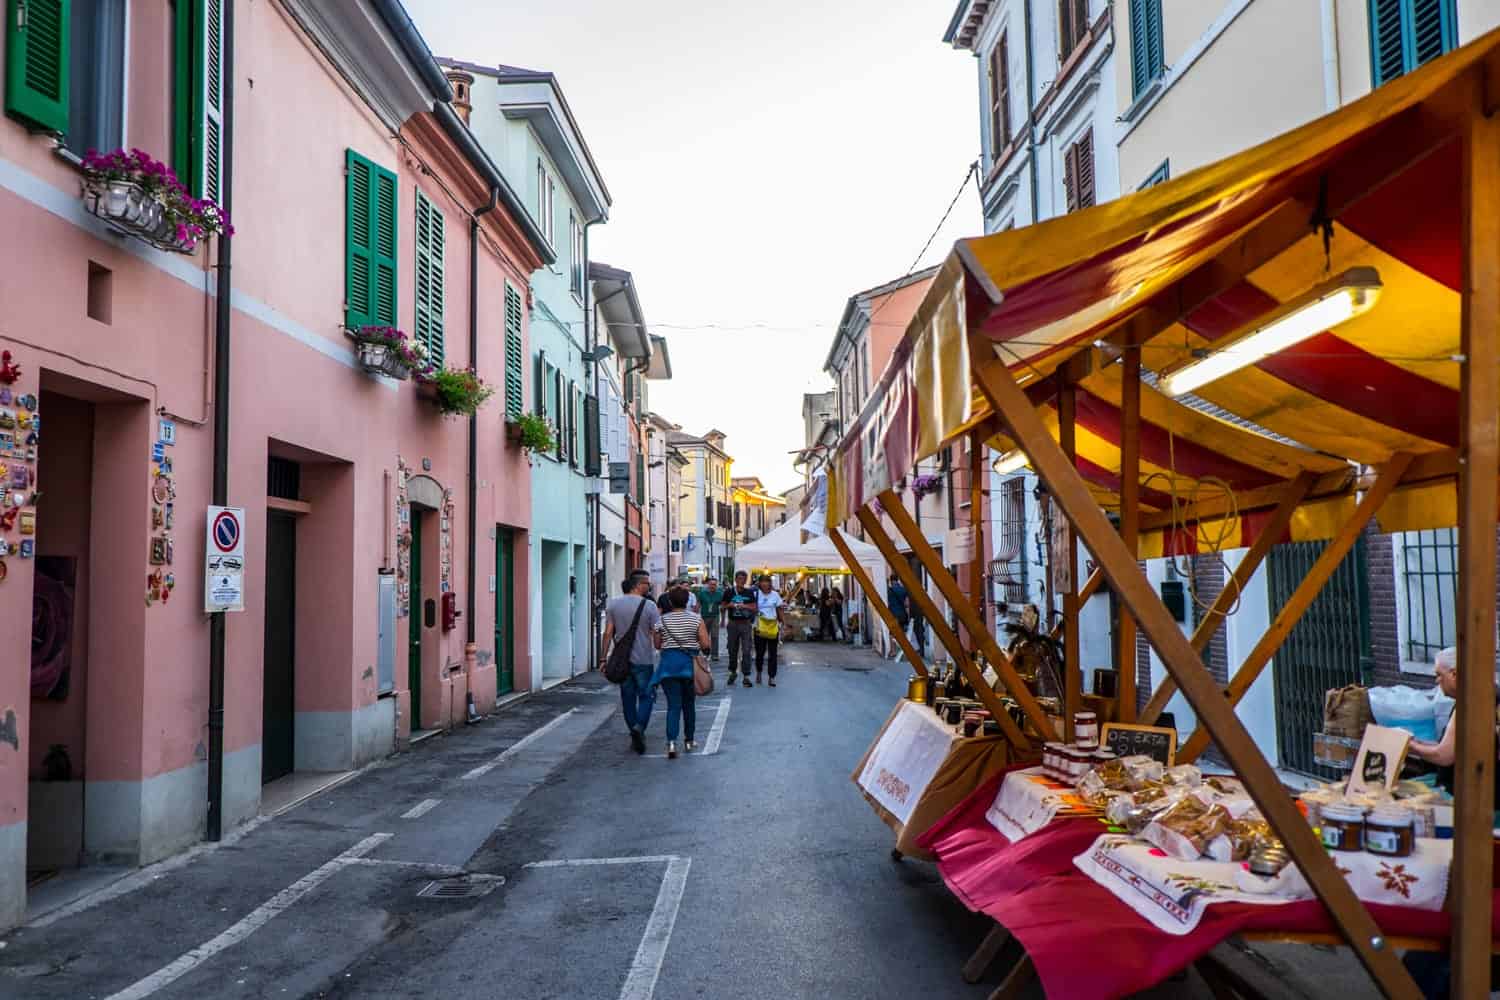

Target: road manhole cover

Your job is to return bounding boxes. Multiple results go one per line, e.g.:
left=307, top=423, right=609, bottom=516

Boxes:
left=416, top=874, right=504, bottom=900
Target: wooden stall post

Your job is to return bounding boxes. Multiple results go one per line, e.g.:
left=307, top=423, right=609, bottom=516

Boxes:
left=1453, top=78, right=1499, bottom=998
left=856, top=506, right=1033, bottom=749
left=1058, top=382, right=1081, bottom=740
left=1138, top=469, right=1318, bottom=724
left=827, top=526, right=927, bottom=675
left=877, top=490, right=1060, bottom=742
left=1174, top=456, right=1411, bottom=762
left=969, top=430, right=988, bottom=638
left=971, top=352, right=1420, bottom=997
left=1117, top=346, right=1141, bottom=722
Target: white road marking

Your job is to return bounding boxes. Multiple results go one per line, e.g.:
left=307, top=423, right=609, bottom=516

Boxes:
left=102, top=833, right=393, bottom=1000
left=400, top=798, right=442, bottom=820
left=461, top=708, right=578, bottom=780
left=519, top=855, right=691, bottom=1000
left=643, top=697, right=731, bottom=758
left=620, top=856, right=691, bottom=1000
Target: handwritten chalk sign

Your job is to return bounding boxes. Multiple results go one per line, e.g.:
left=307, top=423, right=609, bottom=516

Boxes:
left=1100, top=723, right=1177, bottom=765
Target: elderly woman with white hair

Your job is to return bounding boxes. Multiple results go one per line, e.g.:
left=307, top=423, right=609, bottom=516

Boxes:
left=1407, top=647, right=1460, bottom=780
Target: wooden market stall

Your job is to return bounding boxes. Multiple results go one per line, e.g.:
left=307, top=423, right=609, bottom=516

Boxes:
left=831, top=29, right=1500, bottom=999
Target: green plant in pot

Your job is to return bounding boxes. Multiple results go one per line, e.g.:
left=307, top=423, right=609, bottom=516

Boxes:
left=421, top=367, right=494, bottom=417
left=512, top=412, right=555, bottom=453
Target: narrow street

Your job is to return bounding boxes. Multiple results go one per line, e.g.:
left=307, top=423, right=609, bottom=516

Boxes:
left=0, top=640, right=1387, bottom=1000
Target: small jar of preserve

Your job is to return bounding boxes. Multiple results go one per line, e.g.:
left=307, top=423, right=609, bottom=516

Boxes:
left=1063, top=747, right=1090, bottom=784
left=1074, top=711, right=1100, bottom=750
left=1319, top=801, right=1367, bottom=852
left=1042, top=742, right=1064, bottom=777
left=1365, top=806, right=1415, bottom=858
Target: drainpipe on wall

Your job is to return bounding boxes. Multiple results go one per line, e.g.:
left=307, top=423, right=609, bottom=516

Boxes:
left=206, top=0, right=236, bottom=843
left=1320, top=0, right=1343, bottom=112
left=468, top=187, right=499, bottom=658
left=583, top=222, right=598, bottom=674
left=1022, top=0, right=1040, bottom=223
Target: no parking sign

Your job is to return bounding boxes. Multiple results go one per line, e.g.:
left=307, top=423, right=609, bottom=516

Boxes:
left=204, top=506, right=246, bottom=612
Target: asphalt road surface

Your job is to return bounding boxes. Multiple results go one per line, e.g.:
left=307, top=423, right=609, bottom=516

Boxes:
left=0, top=639, right=1385, bottom=999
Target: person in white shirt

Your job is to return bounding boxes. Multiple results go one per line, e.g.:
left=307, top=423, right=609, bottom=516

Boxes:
left=753, top=574, right=786, bottom=687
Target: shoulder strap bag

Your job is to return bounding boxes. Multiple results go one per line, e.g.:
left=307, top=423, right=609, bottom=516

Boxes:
left=604, top=597, right=648, bottom=684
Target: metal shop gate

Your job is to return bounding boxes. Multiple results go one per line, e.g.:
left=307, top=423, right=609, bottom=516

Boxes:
left=1268, top=538, right=1372, bottom=778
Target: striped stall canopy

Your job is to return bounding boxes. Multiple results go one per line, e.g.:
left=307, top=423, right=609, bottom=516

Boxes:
left=829, top=26, right=1500, bottom=557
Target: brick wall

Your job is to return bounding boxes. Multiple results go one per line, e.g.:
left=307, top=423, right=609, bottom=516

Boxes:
left=1364, top=528, right=1422, bottom=689
left=1191, top=556, right=1230, bottom=685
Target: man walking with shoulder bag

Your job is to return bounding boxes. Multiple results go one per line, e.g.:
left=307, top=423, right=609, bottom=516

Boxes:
left=600, top=574, right=662, bottom=754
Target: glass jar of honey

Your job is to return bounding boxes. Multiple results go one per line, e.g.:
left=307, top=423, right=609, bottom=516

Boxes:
left=1319, top=801, right=1367, bottom=852
left=1365, top=806, right=1415, bottom=858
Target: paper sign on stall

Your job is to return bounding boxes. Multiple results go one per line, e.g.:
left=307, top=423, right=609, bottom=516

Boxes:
left=1347, top=723, right=1412, bottom=796
left=856, top=701, right=957, bottom=824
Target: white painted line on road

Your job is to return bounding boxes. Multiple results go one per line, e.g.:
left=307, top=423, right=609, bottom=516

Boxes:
left=102, top=833, right=393, bottom=1000
left=620, top=856, right=691, bottom=1000
left=401, top=798, right=442, bottom=820
left=701, top=697, right=732, bottom=755
left=524, top=855, right=678, bottom=869
left=461, top=708, right=578, bottom=780
left=519, top=855, right=691, bottom=1000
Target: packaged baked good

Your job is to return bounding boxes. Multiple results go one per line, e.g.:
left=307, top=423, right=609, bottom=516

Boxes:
left=1163, top=764, right=1203, bottom=787
left=1206, top=816, right=1274, bottom=862
left=1120, top=755, right=1165, bottom=787
left=1143, top=796, right=1232, bottom=860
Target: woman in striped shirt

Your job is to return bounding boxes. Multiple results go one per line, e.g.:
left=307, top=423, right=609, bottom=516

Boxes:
left=651, top=587, right=709, bottom=758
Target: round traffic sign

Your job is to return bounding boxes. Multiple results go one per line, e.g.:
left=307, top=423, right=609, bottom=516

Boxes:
left=212, top=510, right=240, bottom=552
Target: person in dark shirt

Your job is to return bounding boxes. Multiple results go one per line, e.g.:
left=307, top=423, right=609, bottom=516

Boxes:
left=886, top=579, right=910, bottom=659
left=722, top=570, right=758, bottom=687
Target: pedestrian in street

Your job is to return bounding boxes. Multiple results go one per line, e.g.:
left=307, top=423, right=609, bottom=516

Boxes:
left=723, top=570, right=758, bottom=687
left=886, top=578, right=910, bottom=660
left=817, top=587, right=835, bottom=640
left=754, top=574, right=786, bottom=687
left=829, top=586, right=847, bottom=641
left=695, top=576, right=725, bottom=661
left=910, top=604, right=928, bottom=658
left=600, top=575, right=662, bottom=754
left=652, top=587, right=708, bottom=759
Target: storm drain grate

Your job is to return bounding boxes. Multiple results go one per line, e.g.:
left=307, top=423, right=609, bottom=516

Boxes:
left=841, top=666, right=874, bottom=672
left=416, top=874, right=505, bottom=900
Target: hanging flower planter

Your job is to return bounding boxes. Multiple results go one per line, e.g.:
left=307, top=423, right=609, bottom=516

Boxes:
left=510, top=412, right=555, bottom=453
left=80, top=148, right=232, bottom=254
left=346, top=326, right=428, bottom=381
left=418, top=366, right=495, bottom=418
left=911, top=473, right=943, bottom=500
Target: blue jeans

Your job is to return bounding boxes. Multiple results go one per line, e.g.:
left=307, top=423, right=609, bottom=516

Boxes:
left=621, top=662, right=655, bottom=733
left=660, top=677, right=696, bottom=743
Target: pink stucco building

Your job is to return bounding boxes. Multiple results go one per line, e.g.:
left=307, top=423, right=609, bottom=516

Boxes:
left=0, top=1, right=547, bottom=928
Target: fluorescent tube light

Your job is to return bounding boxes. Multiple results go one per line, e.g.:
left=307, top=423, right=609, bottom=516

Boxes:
left=1158, top=267, right=1382, bottom=398
left=992, top=449, right=1030, bottom=475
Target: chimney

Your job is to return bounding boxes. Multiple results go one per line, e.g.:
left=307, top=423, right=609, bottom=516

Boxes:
left=445, top=69, right=475, bottom=124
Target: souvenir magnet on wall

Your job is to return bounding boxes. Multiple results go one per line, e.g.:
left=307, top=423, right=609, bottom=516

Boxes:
left=1, top=509, right=16, bottom=532
left=24, top=431, right=37, bottom=447
left=158, top=456, right=172, bottom=476
left=0, top=389, right=12, bottom=405
left=158, top=418, right=175, bottom=446
left=19, top=510, right=34, bottom=535
left=16, top=412, right=29, bottom=431
left=152, top=506, right=164, bottom=529
left=27, top=414, right=37, bottom=435
left=0, top=352, right=22, bottom=384
left=0, top=411, right=15, bottom=431
left=9, top=464, right=26, bottom=489
left=19, top=395, right=36, bottom=412
left=151, top=441, right=164, bottom=463
left=19, top=539, right=32, bottom=559
left=149, top=535, right=167, bottom=565
left=164, top=503, right=174, bottom=530
left=152, top=475, right=174, bottom=504
left=146, top=569, right=162, bottom=605
left=0, top=540, right=11, bottom=557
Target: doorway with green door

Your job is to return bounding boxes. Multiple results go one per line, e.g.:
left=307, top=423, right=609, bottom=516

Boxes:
left=495, top=527, right=516, bottom=696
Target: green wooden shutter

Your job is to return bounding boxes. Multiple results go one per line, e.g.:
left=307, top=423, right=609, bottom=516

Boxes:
left=535, top=351, right=547, bottom=417
left=1409, top=0, right=1455, bottom=67
left=413, top=191, right=444, bottom=367
left=555, top=369, right=566, bottom=461
left=171, top=0, right=224, bottom=200
left=345, top=149, right=398, bottom=330
left=5, top=0, right=70, bottom=135
left=504, top=284, right=524, bottom=421
left=1129, top=0, right=1163, bottom=99
left=584, top=394, right=600, bottom=476
left=202, top=0, right=224, bottom=203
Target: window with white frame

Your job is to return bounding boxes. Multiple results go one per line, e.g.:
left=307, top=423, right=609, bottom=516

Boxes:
left=569, top=211, right=584, bottom=298
left=536, top=160, right=556, bottom=246
left=1394, top=528, right=1457, bottom=670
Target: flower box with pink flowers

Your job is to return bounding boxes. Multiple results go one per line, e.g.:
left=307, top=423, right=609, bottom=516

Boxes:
left=346, top=326, right=430, bottom=381
left=80, top=149, right=232, bottom=254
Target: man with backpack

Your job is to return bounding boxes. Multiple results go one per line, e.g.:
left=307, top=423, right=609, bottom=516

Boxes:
left=600, top=574, right=662, bottom=754
left=722, top=570, right=758, bottom=688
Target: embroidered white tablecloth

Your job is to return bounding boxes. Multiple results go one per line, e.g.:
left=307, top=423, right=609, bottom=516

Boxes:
left=986, top=768, right=1080, bottom=841
left=855, top=701, right=956, bottom=824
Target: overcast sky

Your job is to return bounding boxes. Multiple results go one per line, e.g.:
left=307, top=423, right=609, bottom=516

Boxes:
left=408, top=0, right=981, bottom=494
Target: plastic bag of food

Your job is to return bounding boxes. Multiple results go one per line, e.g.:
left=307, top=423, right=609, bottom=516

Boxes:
left=1121, top=755, right=1164, bottom=787
left=1323, top=684, right=1373, bottom=738
left=1367, top=685, right=1439, bottom=741
left=1163, top=764, right=1203, bottom=787
left=1206, top=816, right=1273, bottom=862
left=1143, top=796, right=1231, bottom=860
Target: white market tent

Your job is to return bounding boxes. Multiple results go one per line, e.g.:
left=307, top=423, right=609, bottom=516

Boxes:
left=735, top=519, right=890, bottom=648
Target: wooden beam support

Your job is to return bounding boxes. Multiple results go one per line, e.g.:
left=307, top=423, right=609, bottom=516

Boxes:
left=1058, top=382, right=1081, bottom=740
left=878, top=489, right=1059, bottom=742
left=1117, top=346, right=1141, bottom=723
left=856, top=506, right=1033, bottom=750
left=970, top=351, right=1419, bottom=998
left=828, top=527, right=928, bottom=677
left=1175, top=456, right=1412, bottom=763
left=970, top=431, right=988, bottom=636
left=1139, top=470, right=1319, bottom=725
left=1453, top=81, right=1499, bottom=999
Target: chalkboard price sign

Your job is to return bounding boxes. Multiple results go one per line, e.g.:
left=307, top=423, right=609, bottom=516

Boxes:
left=1100, top=723, right=1177, bottom=765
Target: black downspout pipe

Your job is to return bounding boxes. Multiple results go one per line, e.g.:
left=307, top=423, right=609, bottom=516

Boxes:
left=468, top=187, right=499, bottom=645
left=584, top=223, right=598, bottom=673
left=207, top=0, right=236, bottom=843
left=1022, top=0, right=1040, bottom=222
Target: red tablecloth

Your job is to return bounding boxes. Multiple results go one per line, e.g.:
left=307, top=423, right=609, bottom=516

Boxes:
left=916, top=766, right=1499, bottom=999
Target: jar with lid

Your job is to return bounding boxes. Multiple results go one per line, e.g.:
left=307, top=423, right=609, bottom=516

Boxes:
left=1091, top=749, right=1118, bottom=769
left=1074, top=711, right=1100, bottom=750
left=1365, top=806, right=1415, bottom=858
left=1319, top=801, right=1367, bottom=852
left=906, top=674, right=929, bottom=704
left=1042, top=742, right=1064, bottom=777
left=1063, top=746, right=1090, bottom=784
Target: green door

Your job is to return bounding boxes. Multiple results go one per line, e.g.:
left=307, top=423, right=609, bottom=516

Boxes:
left=262, top=512, right=297, bottom=783
left=408, top=510, right=424, bottom=728
left=496, top=527, right=515, bottom=696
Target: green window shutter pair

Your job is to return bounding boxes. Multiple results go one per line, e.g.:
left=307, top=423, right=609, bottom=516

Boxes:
left=1370, top=0, right=1456, bottom=86
left=5, top=0, right=70, bottom=135
left=504, top=285, right=524, bottom=421
left=170, top=0, right=224, bottom=200
left=345, top=149, right=398, bottom=331
left=584, top=394, right=600, bottom=477
left=1128, top=0, right=1164, bottom=99
left=413, top=191, right=445, bottom=367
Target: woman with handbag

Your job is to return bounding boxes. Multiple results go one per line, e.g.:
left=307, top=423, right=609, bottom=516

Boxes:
left=754, top=574, right=786, bottom=687
left=651, top=587, right=710, bottom=758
